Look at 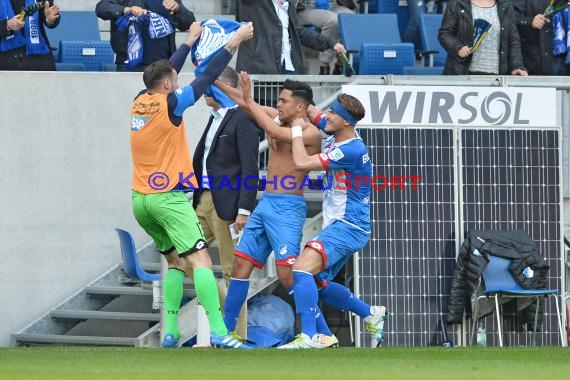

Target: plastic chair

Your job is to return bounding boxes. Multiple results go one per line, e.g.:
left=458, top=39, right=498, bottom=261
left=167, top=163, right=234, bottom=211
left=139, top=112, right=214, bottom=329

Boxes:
left=55, top=62, right=85, bottom=71
left=362, top=0, right=409, bottom=39
left=359, top=43, right=414, bottom=75
left=471, top=254, right=565, bottom=346
left=403, top=66, right=443, bottom=75
left=419, top=13, right=446, bottom=67
left=45, top=11, right=101, bottom=62
left=115, top=228, right=160, bottom=282
left=338, top=13, right=413, bottom=74
left=59, top=41, right=114, bottom=71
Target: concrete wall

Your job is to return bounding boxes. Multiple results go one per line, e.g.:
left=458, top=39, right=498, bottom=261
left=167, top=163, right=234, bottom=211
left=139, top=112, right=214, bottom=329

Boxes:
left=0, top=71, right=211, bottom=347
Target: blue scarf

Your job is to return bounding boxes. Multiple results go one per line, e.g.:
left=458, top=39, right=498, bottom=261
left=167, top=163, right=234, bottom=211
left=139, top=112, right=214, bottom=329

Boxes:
left=0, top=0, right=50, bottom=55
left=116, top=11, right=173, bottom=69
left=552, top=8, right=570, bottom=64
left=191, top=19, right=241, bottom=108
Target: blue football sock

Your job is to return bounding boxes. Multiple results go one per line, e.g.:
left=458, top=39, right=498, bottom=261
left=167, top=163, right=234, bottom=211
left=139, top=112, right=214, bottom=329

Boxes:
left=319, top=281, right=371, bottom=319
left=223, top=278, right=250, bottom=332
left=292, top=270, right=319, bottom=338
left=315, top=305, right=332, bottom=336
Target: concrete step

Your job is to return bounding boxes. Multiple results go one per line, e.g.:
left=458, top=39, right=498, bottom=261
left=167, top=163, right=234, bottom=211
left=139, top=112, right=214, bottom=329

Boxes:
left=50, top=310, right=160, bottom=322
left=85, top=285, right=153, bottom=297
left=12, top=334, right=136, bottom=347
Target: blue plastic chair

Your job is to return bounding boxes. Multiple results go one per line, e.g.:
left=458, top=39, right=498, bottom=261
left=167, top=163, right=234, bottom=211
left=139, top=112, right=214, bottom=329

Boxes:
left=45, top=11, right=101, bottom=62
left=403, top=66, right=443, bottom=75
left=115, top=228, right=160, bottom=282
left=339, top=13, right=413, bottom=74
left=419, top=13, right=446, bottom=67
left=59, top=41, right=114, bottom=71
left=359, top=42, right=414, bottom=75
left=471, top=254, right=564, bottom=346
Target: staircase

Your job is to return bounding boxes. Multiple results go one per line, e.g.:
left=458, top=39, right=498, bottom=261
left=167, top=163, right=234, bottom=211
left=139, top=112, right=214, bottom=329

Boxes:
left=11, top=202, right=323, bottom=348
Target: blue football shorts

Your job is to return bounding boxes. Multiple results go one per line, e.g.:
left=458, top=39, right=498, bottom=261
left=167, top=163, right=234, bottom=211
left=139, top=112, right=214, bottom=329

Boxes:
left=305, top=220, right=370, bottom=284
left=234, top=192, right=306, bottom=268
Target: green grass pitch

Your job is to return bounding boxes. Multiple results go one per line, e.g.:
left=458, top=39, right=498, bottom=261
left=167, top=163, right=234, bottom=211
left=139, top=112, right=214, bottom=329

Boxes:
left=1, top=347, right=569, bottom=380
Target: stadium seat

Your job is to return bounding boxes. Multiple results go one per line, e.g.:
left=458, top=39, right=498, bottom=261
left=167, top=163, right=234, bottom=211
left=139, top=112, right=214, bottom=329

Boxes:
left=470, top=254, right=565, bottom=346
left=419, top=13, right=446, bottom=67
left=359, top=43, right=414, bottom=75
left=55, top=62, right=85, bottom=71
left=115, top=228, right=160, bottom=282
left=59, top=41, right=114, bottom=71
left=362, top=0, right=410, bottom=40
left=45, top=11, right=101, bottom=62
left=403, top=66, right=443, bottom=75
left=339, top=13, right=413, bottom=75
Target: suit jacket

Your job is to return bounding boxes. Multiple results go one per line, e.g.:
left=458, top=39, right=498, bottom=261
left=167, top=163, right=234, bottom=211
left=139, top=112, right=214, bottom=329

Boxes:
left=192, top=108, right=260, bottom=221
left=235, top=0, right=335, bottom=74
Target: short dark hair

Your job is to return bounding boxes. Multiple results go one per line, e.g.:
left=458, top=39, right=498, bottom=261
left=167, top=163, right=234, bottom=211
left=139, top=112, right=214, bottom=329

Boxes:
left=218, top=66, right=239, bottom=89
left=282, top=79, right=313, bottom=106
left=338, top=93, right=365, bottom=121
left=143, top=60, right=174, bottom=90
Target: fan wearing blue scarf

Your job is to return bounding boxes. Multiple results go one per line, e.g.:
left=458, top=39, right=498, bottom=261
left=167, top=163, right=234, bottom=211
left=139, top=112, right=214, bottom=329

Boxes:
left=95, top=0, right=195, bottom=71
left=0, top=0, right=60, bottom=70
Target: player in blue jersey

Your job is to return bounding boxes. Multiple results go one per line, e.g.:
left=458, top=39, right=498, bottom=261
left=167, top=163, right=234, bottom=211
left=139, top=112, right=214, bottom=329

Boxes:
left=278, top=93, right=389, bottom=349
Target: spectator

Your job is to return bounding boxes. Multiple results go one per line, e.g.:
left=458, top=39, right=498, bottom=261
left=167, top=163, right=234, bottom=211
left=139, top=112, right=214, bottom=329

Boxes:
left=235, top=0, right=346, bottom=74
left=0, top=0, right=60, bottom=70
left=129, top=21, right=254, bottom=349
left=513, top=0, right=566, bottom=75
left=403, top=0, right=427, bottom=55
left=296, top=0, right=355, bottom=74
left=95, top=0, right=194, bottom=71
left=438, top=0, right=528, bottom=75
left=192, top=66, right=260, bottom=341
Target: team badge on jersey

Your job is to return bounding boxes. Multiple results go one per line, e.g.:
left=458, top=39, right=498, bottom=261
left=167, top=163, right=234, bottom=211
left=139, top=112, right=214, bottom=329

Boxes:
left=328, top=148, right=345, bottom=162
left=131, top=116, right=148, bottom=131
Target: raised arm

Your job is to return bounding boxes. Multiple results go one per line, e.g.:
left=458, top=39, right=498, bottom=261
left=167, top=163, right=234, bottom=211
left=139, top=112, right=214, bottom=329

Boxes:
left=240, top=72, right=292, bottom=141
left=290, top=119, right=326, bottom=171
left=169, top=22, right=202, bottom=73
left=215, top=78, right=277, bottom=118
left=170, top=22, right=254, bottom=115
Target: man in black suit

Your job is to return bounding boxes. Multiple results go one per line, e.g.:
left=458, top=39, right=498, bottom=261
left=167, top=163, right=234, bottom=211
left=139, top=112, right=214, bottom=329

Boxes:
left=193, top=66, right=260, bottom=340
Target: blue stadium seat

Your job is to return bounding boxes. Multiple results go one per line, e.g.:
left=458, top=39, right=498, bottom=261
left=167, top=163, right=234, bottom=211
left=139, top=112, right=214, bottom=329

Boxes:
left=339, top=13, right=411, bottom=74
left=359, top=43, right=414, bottom=75
left=363, top=0, right=409, bottom=40
left=59, top=41, right=114, bottom=71
left=101, top=63, right=118, bottom=72
left=403, top=66, right=444, bottom=75
left=115, top=228, right=160, bottom=282
left=45, top=11, right=101, bottom=62
left=419, top=13, right=446, bottom=67
left=55, top=62, right=85, bottom=71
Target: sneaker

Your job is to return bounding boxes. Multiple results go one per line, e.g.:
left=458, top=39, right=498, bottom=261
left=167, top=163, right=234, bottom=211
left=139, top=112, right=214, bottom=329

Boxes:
left=364, top=306, right=389, bottom=348
left=229, top=331, right=246, bottom=343
left=210, top=331, right=253, bottom=349
left=316, top=334, right=339, bottom=348
left=277, top=333, right=338, bottom=349
left=162, top=333, right=180, bottom=348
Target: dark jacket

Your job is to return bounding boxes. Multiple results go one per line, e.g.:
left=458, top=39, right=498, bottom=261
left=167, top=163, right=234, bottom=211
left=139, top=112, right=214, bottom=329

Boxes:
left=95, top=0, right=194, bottom=67
left=447, top=230, right=549, bottom=330
left=235, top=0, right=336, bottom=74
left=192, top=108, right=260, bottom=221
left=0, top=0, right=60, bottom=70
left=438, top=0, right=526, bottom=75
left=513, top=0, right=552, bottom=75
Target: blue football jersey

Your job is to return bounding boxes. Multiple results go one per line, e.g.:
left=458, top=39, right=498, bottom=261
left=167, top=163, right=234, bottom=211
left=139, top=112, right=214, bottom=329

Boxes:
left=317, top=134, right=372, bottom=233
